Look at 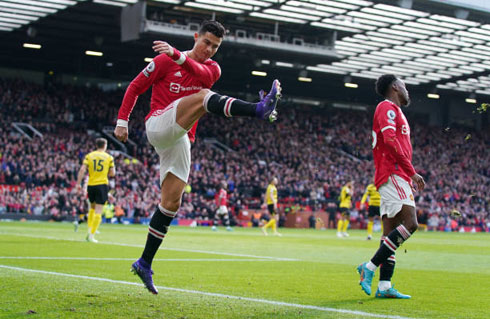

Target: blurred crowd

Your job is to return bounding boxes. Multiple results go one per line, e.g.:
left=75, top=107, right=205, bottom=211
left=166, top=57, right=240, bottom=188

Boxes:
left=0, top=78, right=488, bottom=231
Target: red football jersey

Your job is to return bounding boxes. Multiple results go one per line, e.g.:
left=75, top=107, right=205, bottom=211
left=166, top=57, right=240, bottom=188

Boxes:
left=372, top=100, right=416, bottom=189
left=117, top=48, right=221, bottom=142
left=216, top=188, right=227, bottom=206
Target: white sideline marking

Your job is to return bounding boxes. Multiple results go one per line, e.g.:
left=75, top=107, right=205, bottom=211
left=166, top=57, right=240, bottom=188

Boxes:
left=0, top=257, right=276, bottom=262
left=0, top=232, right=297, bottom=261
left=0, top=265, right=415, bottom=319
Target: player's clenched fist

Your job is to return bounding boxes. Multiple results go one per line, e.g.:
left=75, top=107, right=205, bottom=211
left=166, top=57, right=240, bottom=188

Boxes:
left=114, top=126, right=128, bottom=143
left=411, top=173, right=425, bottom=192
left=152, top=40, right=174, bottom=57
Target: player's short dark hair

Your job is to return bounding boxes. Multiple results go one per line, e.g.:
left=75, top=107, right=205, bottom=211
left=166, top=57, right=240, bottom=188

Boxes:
left=375, top=74, right=398, bottom=97
left=199, top=20, right=225, bottom=38
left=96, top=138, right=107, bottom=149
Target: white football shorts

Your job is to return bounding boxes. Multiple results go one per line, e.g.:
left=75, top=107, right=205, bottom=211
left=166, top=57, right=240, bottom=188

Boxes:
left=145, top=98, right=190, bottom=185
left=379, top=174, right=416, bottom=218
left=216, top=205, right=228, bottom=215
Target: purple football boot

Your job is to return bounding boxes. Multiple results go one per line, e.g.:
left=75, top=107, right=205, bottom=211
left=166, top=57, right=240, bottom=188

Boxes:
left=256, top=79, right=282, bottom=122
left=131, top=258, right=158, bottom=295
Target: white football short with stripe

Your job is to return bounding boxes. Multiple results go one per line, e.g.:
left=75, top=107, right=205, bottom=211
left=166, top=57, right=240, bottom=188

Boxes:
left=145, top=98, right=191, bottom=185
left=378, top=174, right=416, bottom=218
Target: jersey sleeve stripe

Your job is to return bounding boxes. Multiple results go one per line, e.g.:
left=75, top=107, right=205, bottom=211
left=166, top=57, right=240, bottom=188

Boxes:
left=381, top=125, right=396, bottom=132
left=116, top=119, right=128, bottom=128
left=175, top=54, right=186, bottom=65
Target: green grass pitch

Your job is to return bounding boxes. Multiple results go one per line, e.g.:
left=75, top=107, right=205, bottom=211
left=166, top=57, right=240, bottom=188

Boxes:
left=0, top=221, right=489, bottom=319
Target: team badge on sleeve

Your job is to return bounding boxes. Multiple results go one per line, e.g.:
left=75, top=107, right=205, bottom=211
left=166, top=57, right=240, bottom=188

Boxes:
left=143, top=61, right=155, bottom=77
left=387, top=110, right=396, bottom=124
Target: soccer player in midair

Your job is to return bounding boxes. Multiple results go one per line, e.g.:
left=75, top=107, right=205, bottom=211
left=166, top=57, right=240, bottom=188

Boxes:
left=358, top=74, right=425, bottom=299
left=114, top=20, right=281, bottom=294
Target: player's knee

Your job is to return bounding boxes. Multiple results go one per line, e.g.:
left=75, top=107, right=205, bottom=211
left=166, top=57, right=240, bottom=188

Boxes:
left=161, top=198, right=181, bottom=213
left=196, top=89, right=210, bottom=101
left=406, top=220, right=418, bottom=234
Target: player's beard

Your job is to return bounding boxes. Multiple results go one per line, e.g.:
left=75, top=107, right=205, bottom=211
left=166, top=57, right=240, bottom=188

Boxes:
left=401, top=94, right=411, bottom=107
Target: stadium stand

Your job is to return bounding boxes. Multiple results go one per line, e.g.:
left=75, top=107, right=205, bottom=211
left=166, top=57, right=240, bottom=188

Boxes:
left=0, top=78, right=488, bottom=231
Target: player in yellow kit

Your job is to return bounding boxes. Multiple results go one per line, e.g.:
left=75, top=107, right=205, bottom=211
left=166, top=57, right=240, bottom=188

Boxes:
left=361, top=182, right=381, bottom=240
left=337, top=180, right=353, bottom=237
left=261, top=177, right=281, bottom=236
left=76, top=138, right=115, bottom=243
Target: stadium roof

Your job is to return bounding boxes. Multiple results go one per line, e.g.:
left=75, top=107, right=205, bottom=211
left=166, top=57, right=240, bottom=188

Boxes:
left=0, top=0, right=490, bottom=98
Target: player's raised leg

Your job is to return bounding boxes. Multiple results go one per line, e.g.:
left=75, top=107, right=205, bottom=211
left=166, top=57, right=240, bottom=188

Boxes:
left=172, top=80, right=281, bottom=133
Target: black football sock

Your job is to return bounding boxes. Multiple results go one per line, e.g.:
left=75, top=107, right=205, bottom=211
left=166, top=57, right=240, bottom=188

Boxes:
left=379, top=256, right=396, bottom=281
left=204, top=92, right=256, bottom=117
left=370, top=225, right=411, bottom=266
left=378, top=236, right=396, bottom=281
left=141, top=205, right=176, bottom=266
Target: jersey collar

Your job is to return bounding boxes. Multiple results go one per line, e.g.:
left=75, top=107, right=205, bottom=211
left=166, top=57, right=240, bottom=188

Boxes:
left=384, top=99, right=400, bottom=108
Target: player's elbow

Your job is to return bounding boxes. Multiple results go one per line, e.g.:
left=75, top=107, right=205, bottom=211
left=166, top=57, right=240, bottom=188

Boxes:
left=127, top=80, right=144, bottom=96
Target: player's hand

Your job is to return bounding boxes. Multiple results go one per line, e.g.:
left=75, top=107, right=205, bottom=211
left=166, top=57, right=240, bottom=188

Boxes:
left=114, top=125, right=128, bottom=143
left=75, top=184, right=81, bottom=193
left=152, top=41, right=173, bottom=57
left=411, top=173, right=425, bottom=192
left=360, top=203, right=365, bottom=210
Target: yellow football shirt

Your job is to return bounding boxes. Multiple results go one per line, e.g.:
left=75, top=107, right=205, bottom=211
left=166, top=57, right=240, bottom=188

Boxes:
left=83, top=151, right=114, bottom=186
left=265, top=184, right=277, bottom=205
left=339, top=185, right=352, bottom=209
left=361, top=184, right=381, bottom=207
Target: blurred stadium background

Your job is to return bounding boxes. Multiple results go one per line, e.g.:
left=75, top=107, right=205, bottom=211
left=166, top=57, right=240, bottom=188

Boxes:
left=0, top=0, right=488, bottom=231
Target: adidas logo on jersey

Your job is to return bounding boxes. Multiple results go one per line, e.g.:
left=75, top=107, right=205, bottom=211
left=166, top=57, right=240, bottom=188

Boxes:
left=174, top=71, right=182, bottom=77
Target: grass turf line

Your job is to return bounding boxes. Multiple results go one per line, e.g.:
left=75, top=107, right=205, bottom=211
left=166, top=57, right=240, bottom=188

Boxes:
left=0, top=221, right=489, bottom=318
